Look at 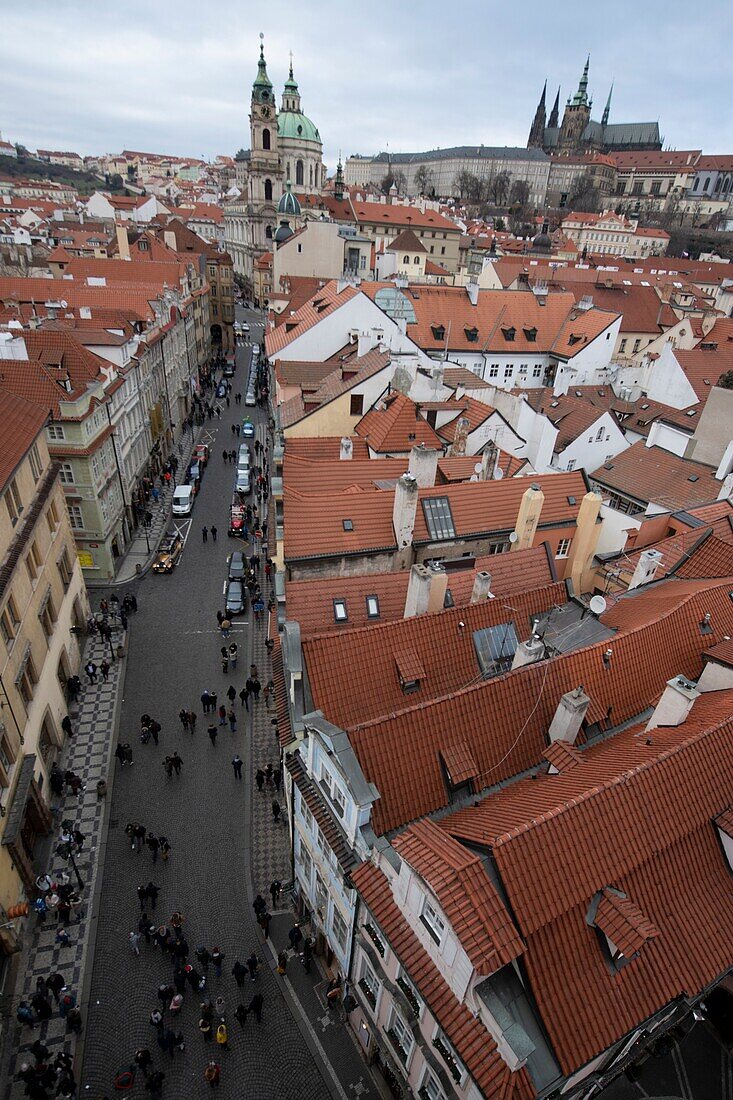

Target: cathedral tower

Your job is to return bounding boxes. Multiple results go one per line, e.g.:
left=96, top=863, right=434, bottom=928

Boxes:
left=558, top=56, right=592, bottom=152
left=527, top=81, right=547, bottom=148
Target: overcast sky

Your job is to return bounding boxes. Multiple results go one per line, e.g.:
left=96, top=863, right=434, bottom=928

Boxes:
left=3, top=0, right=732, bottom=171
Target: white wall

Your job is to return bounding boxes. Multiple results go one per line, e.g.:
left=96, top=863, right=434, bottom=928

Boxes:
left=646, top=420, right=691, bottom=458
left=557, top=411, right=629, bottom=473
left=594, top=502, right=643, bottom=555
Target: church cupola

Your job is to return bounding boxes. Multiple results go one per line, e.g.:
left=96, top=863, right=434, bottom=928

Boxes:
left=252, top=33, right=274, bottom=106
left=282, top=54, right=302, bottom=113
left=334, top=156, right=345, bottom=201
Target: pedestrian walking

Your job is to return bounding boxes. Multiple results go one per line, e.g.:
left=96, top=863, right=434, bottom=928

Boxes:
left=231, top=960, right=246, bottom=987
left=264, top=762, right=273, bottom=787
left=146, top=833, right=160, bottom=861
left=208, top=722, right=218, bottom=746
left=100, top=658, right=110, bottom=682
left=129, top=930, right=141, bottom=955
left=135, top=1049, right=153, bottom=1079
left=201, top=690, right=211, bottom=714
left=171, top=752, right=183, bottom=776
left=214, top=995, right=226, bottom=1018
left=218, top=704, right=227, bottom=726
left=134, top=822, right=147, bottom=851
left=257, top=910, right=271, bottom=939
left=211, top=525, right=218, bottom=542
left=146, top=882, right=159, bottom=910
left=239, top=686, right=250, bottom=711
left=202, top=526, right=209, bottom=543
left=195, top=944, right=211, bottom=970
left=163, top=757, right=173, bottom=779
left=85, top=661, right=97, bottom=684
left=211, top=946, right=224, bottom=978
left=115, top=743, right=127, bottom=767
left=66, top=1006, right=83, bottom=1034
left=269, top=880, right=281, bottom=909
left=46, top=971, right=66, bottom=1002
left=139, top=912, right=152, bottom=944
left=145, top=1069, right=165, bottom=1097
left=246, top=951, right=259, bottom=981
left=273, top=766, right=282, bottom=792
left=231, top=755, right=243, bottom=780
left=288, top=923, right=303, bottom=951
left=216, top=1021, right=228, bottom=1049
left=179, top=709, right=190, bottom=732
left=227, top=709, right=237, bottom=732
left=276, top=950, right=288, bottom=975
left=255, top=768, right=264, bottom=792
left=204, top=1060, right=221, bottom=1086
left=228, top=642, right=238, bottom=668
left=226, top=684, right=237, bottom=705
left=271, top=799, right=281, bottom=824
left=188, top=710, right=197, bottom=733
left=61, top=714, right=73, bottom=739
left=220, top=618, right=231, bottom=639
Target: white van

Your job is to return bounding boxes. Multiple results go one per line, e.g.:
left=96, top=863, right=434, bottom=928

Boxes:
left=172, top=484, right=194, bottom=516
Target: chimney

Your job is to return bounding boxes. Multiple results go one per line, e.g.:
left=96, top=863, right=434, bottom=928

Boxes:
left=645, top=675, right=699, bottom=732
left=511, top=634, right=545, bottom=670
left=358, top=330, right=376, bottom=358
left=393, top=473, right=419, bottom=551
left=470, top=570, right=493, bottom=603
left=567, top=490, right=602, bottom=591
left=404, top=562, right=448, bottom=617
left=512, top=483, right=545, bottom=551
left=698, top=644, right=733, bottom=692
left=628, top=548, right=663, bottom=590
left=339, top=437, right=353, bottom=461
left=408, top=444, right=439, bottom=488
left=466, top=281, right=479, bottom=306
left=481, top=442, right=499, bottom=481
left=115, top=221, right=131, bottom=262
left=548, top=685, right=590, bottom=745
left=451, top=417, right=471, bottom=457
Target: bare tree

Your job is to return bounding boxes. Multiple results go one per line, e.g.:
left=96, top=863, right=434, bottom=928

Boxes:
left=413, top=165, right=435, bottom=196
left=509, top=179, right=530, bottom=208
left=490, top=170, right=512, bottom=206
left=453, top=170, right=482, bottom=200
left=568, top=170, right=600, bottom=213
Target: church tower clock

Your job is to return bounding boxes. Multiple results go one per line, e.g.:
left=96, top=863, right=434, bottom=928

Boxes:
left=248, top=34, right=280, bottom=252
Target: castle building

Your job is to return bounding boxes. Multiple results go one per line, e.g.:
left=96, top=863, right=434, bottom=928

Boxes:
left=225, top=39, right=325, bottom=286
left=528, top=57, right=662, bottom=156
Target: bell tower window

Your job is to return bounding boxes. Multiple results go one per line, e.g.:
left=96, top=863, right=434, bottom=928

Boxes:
left=264, top=179, right=273, bottom=201
left=262, top=128, right=271, bottom=150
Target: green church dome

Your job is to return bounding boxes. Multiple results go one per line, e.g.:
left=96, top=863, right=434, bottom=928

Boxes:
left=278, top=111, right=321, bottom=144
left=277, top=180, right=302, bottom=216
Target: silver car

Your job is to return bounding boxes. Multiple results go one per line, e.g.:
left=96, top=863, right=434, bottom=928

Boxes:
left=235, top=468, right=251, bottom=494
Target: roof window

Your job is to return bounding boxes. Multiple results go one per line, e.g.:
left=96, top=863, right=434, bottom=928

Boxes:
left=567, top=495, right=576, bottom=505
left=422, top=497, right=456, bottom=541
left=501, top=326, right=516, bottom=342
left=395, top=649, right=425, bottom=694
left=473, top=622, right=519, bottom=678
left=688, top=474, right=699, bottom=482
left=523, top=326, right=538, bottom=342
left=333, top=599, right=348, bottom=623
left=568, top=333, right=583, bottom=346
left=464, top=326, right=479, bottom=342
left=431, top=324, right=445, bottom=341
left=443, top=588, right=454, bottom=609
left=588, top=887, right=659, bottom=971
left=365, top=595, right=380, bottom=619
left=342, top=519, right=354, bottom=531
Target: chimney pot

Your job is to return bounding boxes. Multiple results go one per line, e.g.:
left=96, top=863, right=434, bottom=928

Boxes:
left=470, top=570, right=493, bottom=603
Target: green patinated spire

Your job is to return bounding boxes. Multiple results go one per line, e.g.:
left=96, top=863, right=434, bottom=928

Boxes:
left=284, top=51, right=298, bottom=93
left=252, top=33, right=273, bottom=102
left=572, top=55, right=590, bottom=106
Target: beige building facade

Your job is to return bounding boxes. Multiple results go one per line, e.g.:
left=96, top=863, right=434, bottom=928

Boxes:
left=0, top=393, right=87, bottom=962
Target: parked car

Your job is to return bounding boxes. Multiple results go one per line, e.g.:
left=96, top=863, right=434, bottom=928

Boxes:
left=225, top=579, right=246, bottom=616
left=188, top=460, right=202, bottom=483
left=216, top=381, right=227, bottom=399
left=235, top=468, right=251, bottom=494
left=252, top=344, right=260, bottom=357
left=223, top=359, right=235, bottom=378
left=229, top=497, right=247, bottom=538
left=237, top=443, right=250, bottom=466
left=152, top=531, right=183, bottom=573
left=245, top=392, right=257, bottom=407
left=228, top=551, right=246, bottom=579
left=242, top=419, right=255, bottom=438
left=172, top=485, right=194, bottom=515
left=193, top=443, right=209, bottom=467
left=240, top=322, right=250, bottom=334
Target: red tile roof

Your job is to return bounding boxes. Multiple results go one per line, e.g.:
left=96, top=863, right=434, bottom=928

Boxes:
left=265, top=281, right=359, bottom=357
left=344, top=578, right=733, bottom=833
left=394, top=819, right=524, bottom=973
left=440, top=740, right=479, bottom=784
left=441, top=687, right=733, bottom=1072
left=674, top=318, right=733, bottom=401
left=351, top=201, right=459, bottom=233
left=0, top=390, right=49, bottom=492
left=355, top=392, right=443, bottom=453
left=386, top=227, right=427, bottom=254
left=542, top=740, right=584, bottom=772
left=437, top=452, right=528, bottom=479
left=593, top=888, right=659, bottom=958
left=591, top=442, right=720, bottom=512
left=673, top=534, right=733, bottom=580
left=285, top=544, right=556, bottom=636
left=524, top=390, right=607, bottom=450
left=435, top=396, right=495, bottom=443
left=352, top=861, right=533, bottom=1100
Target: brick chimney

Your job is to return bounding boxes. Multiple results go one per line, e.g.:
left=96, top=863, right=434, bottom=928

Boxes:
left=393, top=473, right=419, bottom=563
left=408, top=444, right=439, bottom=488
left=404, top=562, right=447, bottom=618
left=115, top=221, right=131, bottom=262
left=480, top=442, right=499, bottom=481
left=628, top=548, right=663, bottom=590
left=512, top=483, right=545, bottom=551
left=470, top=570, right=493, bottom=603
left=451, top=417, right=471, bottom=457
left=548, top=686, right=590, bottom=745
left=645, top=675, right=699, bottom=732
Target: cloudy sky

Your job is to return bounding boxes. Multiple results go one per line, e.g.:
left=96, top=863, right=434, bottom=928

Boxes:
left=3, top=0, right=732, bottom=170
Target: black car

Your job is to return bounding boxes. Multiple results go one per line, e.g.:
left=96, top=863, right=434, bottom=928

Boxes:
left=225, top=579, right=246, bottom=616
left=228, top=551, right=246, bottom=580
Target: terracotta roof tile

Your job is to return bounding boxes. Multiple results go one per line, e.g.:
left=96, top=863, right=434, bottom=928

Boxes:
left=704, top=639, right=733, bottom=669
left=673, top=535, right=733, bottom=579
left=591, top=442, right=720, bottom=512
left=542, top=741, right=585, bottom=771
left=394, top=819, right=524, bottom=974
left=355, top=393, right=443, bottom=453
left=265, top=281, right=359, bottom=357
left=440, top=740, right=479, bottom=784
left=593, top=888, right=659, bottom=958
left=0, top=390, right=49, bottom=491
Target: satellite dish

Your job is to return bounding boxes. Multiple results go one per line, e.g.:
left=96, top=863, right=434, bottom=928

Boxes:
left=508, top=531, right=518, bottom=544
left=589, top=595, right=607, bottom=616
left=59, top=300, right=68, bottom=308
left=473, top=461, right=483, bottom=475
left=494, top=467, right=504, bottom=479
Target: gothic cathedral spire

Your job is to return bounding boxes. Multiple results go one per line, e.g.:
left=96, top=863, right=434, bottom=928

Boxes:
left=527, top=81, right=547, bottom=148
left=601, top=83, right=613, bottom=127
left=548, top=86, right=561, bottom=128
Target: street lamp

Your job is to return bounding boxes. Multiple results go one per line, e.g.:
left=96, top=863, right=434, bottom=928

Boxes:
left=141, top=510, right=152, bottom=554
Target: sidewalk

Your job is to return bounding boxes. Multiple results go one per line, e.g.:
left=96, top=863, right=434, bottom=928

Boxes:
left=2, top=623, right=127, bottom=1099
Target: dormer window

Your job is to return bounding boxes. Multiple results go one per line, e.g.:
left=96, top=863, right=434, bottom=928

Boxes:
left=568, top=333, right=583, bottom=346
left=431, top=324, right=445, bottom=341
left=464, top=326, right=478, bottom=342
left=333, top=599, right=348, bottom=622
left=395, top=650, right=425, bottom=694
left=523, top=326, right=537, bottom=342
left=420, top=896, right=445, bottom=944
left=588, top=887, right=659, bottom=972
left=501, top=326, right=516, bottom=342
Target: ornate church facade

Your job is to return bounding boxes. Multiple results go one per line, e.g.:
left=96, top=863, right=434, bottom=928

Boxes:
left=225, top=40, right=325, bottom=286
left=528, top=58, right=663, bottom=156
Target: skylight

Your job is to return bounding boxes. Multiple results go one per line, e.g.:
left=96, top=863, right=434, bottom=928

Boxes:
left=422, top=497, right=456, bottom=541
left=333, top=599, right=348, bottom=622
left=473, top=622, right=519, bottom=678
left=365, top=595, right=380, bottom=619
left=342, top=519, right=354, bottom=531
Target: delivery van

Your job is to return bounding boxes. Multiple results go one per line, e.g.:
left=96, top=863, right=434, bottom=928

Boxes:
left=172, top=484, right=194, bottom=516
